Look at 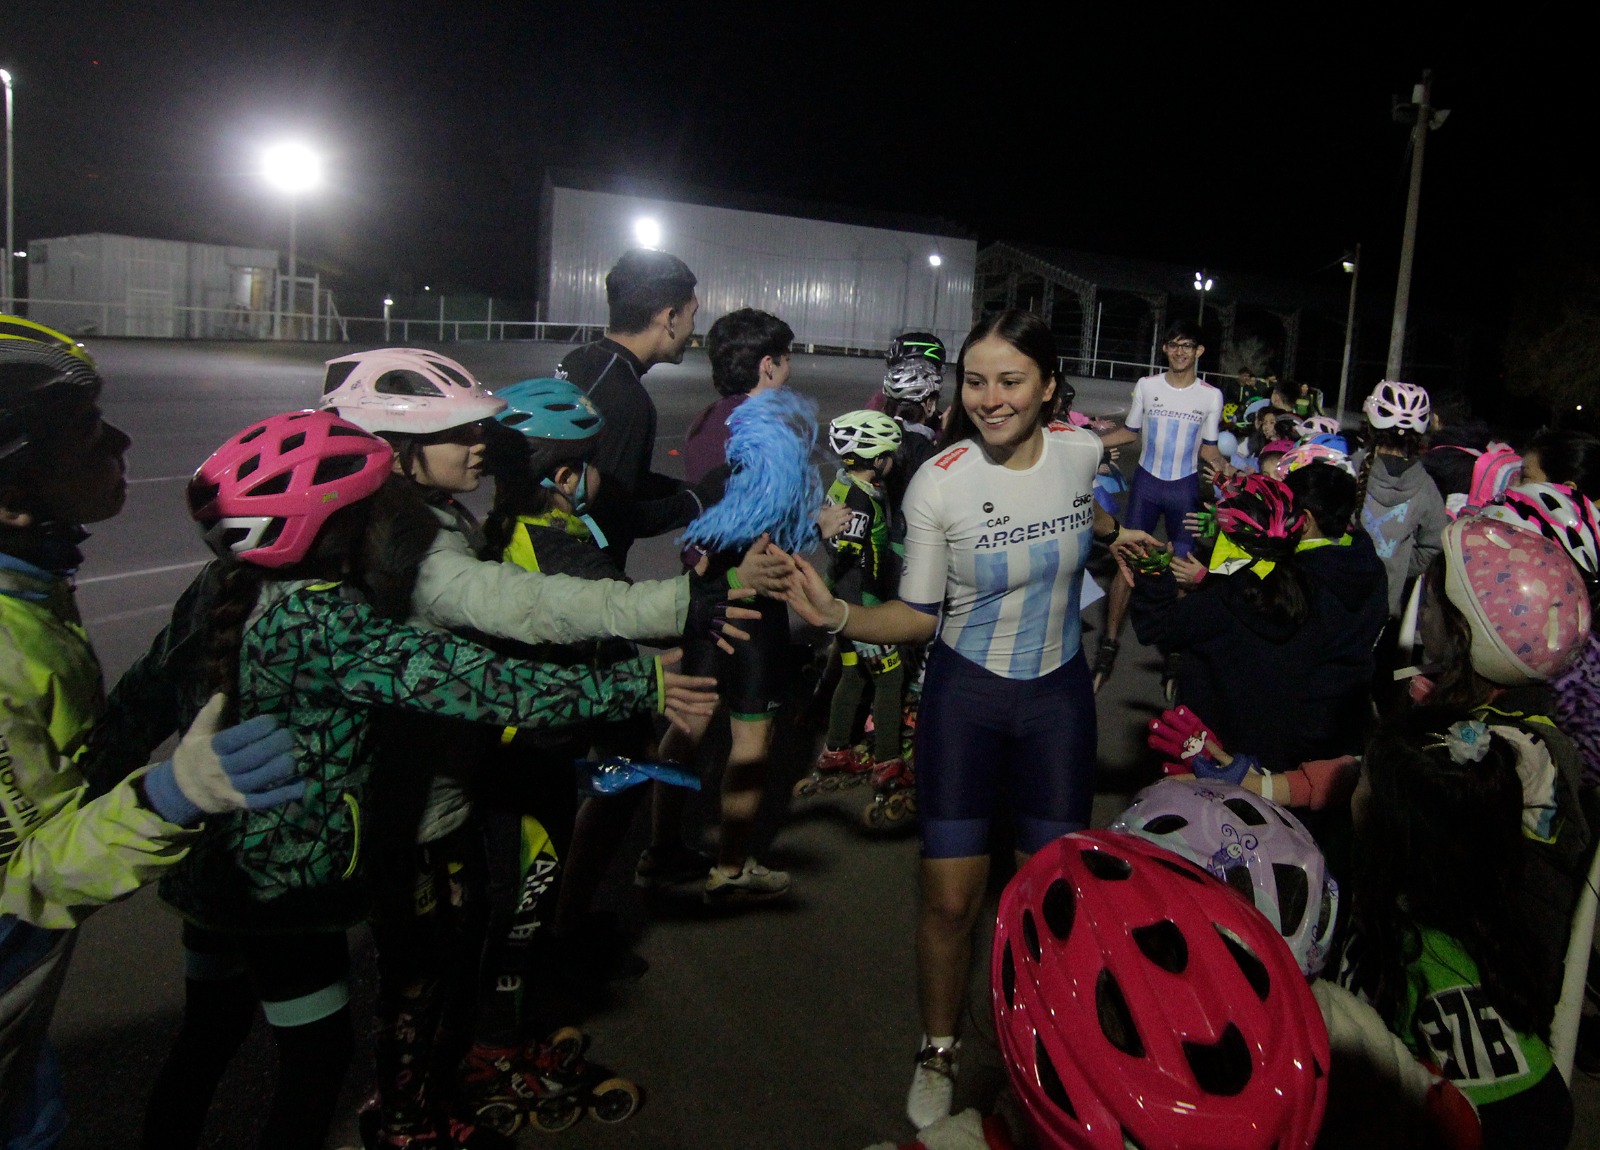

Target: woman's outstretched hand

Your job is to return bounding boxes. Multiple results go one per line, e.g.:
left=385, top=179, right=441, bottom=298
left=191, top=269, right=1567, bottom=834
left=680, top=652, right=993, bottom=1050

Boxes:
left=656, top=648, right=720, bottom=735
left=777, top=550, right=845, bottom=631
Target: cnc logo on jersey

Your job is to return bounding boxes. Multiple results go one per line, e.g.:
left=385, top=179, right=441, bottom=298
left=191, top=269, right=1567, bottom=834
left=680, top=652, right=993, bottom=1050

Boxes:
left=982, top=502, right=994, bottom=514
left=933, top=446, right=969, bottom=471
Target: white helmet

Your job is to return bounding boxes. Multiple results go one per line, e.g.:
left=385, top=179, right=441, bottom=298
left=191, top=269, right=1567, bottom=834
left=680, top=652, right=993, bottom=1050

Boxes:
left=828, top=409, right=902, bottom=461
left=882, top=357, right=942, bottom=402
left=1362, top=380, right=1430, bottom=434
left=1297, top=415, right=1341, bottom=440
left=319, top=348, right=505, bottom=434
left=1485, top=482, right=1600, bottom=580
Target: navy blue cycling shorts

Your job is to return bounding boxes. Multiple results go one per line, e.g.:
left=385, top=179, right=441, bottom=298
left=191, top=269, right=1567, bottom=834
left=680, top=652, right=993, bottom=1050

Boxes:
left=1126, top=467, right=1202, bottom=557
left=915, top=643, right=1097, bottom=859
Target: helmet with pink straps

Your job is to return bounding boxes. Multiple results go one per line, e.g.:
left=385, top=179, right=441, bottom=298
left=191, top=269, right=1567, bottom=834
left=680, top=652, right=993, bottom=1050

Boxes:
left=188, top=410, right=393, bottom=568
left=319, top=348, right=505, bottom=434
left=1110, top=779, right=1339, bottom=975
left=993, top=829, right=1329, bottom=1150
left=1215, top=472, right=1306, bottom=554
left=1278, top=440, right=1355, bottom=477
left=1485, top=482, right=1600, bottom=581
left=1362, top=380, right=1430, bottom=434
left=1441, top=514, right=1592, bottom=685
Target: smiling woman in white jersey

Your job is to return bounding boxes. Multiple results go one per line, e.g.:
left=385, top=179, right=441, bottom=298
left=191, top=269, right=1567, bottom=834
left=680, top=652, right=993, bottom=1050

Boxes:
left=784, top=311, right=1155, bottom=1131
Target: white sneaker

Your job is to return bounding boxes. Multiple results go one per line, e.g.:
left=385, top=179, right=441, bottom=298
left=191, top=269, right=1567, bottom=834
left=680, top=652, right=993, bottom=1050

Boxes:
left=703, top=857, right=791, bottom=905
left=906, top=1041, right=959, bottom=1130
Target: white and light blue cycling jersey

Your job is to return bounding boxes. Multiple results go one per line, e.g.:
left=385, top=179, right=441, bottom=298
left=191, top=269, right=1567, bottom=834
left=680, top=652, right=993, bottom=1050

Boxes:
left=898, top=424, right=1101, bottom=679
left=1125, top=374, right=1222, bottom=481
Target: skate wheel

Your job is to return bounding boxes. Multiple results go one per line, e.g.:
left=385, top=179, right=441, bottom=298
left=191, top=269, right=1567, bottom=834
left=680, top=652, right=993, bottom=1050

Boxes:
left=885, top=792, right=908, bottom=821
left=818, top=773, right=840, bottom=792
left=475, top=1100, right=525, bottom=1137
left=792, top=776, right=820, bottom=799
left=545, top=1026, right=589, bottom=1069
left=862, top=800, right=886, bottom=829
left=904, top=791, right=917, bottom=816
left=531, top=1096, right=583, bottom=1133
left=589, top=1077, right=641, bottom=1124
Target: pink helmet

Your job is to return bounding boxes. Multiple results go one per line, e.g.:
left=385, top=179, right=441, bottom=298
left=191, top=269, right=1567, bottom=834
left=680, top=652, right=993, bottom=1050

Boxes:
left=1278, top=441, right=1354, bottom=477
left=1362, top=380, right=1430, bottom=434
left=1485, top=482, right=1600, bottom=581
left=319, top=348, right=505, bottom=434
left=1441, top=514, right=1592, bottom=686
left=1297, top=415, right=1341, bottom=440
left=188, top=410, right=393, bottom=568
left=993, top=830, right=1328, bottom=1150
left=1110, top=779, right=1339, bottom=975
left=1215, top=473, right=1306, bottom=555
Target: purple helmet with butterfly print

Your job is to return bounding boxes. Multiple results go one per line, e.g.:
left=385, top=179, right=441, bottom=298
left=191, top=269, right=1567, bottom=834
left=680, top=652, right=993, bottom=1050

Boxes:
left=1110, top=778, right=1339, bottom=975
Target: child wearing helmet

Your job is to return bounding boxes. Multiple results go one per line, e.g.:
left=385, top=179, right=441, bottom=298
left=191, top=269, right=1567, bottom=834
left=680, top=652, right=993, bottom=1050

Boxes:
left=1354, top=381, right=1447, bottom=618
left=0, top=340, right=301, bottom=1146
left=86, top=410, right=720, bottom=1150
left=1339, top=707, right=1575, bottom=1148
left=806, top=411, right=909, bottom=804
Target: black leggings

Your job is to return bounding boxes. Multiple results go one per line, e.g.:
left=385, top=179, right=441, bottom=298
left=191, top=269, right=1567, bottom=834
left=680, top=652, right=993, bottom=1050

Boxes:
left=140, top=925, right=353, bottom=1150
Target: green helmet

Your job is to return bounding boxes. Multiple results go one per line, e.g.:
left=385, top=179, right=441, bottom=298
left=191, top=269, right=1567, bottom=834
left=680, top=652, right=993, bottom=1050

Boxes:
left=828, top=409, right=902, bottom=461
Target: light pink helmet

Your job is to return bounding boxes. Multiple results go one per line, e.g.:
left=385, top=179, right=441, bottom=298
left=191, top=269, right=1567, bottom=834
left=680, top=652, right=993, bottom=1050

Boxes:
left=319, top=348, right=505, bottom=434
left=1297, top=415, right=1341, bottom=440
left=1278, top=441, right=1355, bottom=477
left=188, top=410, right=393, bottom=568
left=1441, top=514, right=1592, bottom=686
left=1362, top=380, right=1430, bottom=434
left=1485, top=482, right=1600, bottom=581
left=993, top=830, right=1329, bottom=1150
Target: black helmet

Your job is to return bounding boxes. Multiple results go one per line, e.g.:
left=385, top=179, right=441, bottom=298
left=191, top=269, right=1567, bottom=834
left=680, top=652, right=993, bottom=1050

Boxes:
left=887, top=331, right=944, bottom=370
left=0, top=340, right=104, bottom=469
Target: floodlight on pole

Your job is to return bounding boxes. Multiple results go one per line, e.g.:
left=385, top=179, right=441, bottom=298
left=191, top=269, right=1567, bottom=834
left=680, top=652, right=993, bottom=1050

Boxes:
left=2, top=69, right=15, bottom=315
left=1194, top=270, right=1214, bottom=324
left=383, top=296, right=394, bottom=340
left=261, top=140, right=322, bottom=339
left=1335, top=244, right=1361, bottom=425
left=634, top=217, right=661, bottom=250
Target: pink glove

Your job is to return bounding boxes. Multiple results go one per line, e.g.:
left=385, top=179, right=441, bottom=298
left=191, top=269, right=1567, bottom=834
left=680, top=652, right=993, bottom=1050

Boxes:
left=1148, top=706, right=1224, bottom=776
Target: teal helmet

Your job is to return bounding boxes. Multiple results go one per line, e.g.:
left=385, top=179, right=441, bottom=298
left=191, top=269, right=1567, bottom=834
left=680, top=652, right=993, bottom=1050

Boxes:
left=494, top=377, right=604, bottom=443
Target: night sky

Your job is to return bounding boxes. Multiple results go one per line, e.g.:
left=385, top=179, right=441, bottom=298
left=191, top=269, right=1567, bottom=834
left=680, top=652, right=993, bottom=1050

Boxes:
left=1, top=4, right=1586, bottom=373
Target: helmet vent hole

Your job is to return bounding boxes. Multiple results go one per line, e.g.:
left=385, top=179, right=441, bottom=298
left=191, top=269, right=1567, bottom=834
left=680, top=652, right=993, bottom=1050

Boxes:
left=187, top=482, right=220, bottom=512
left=1095, top=969, right=1144, bottom=1057
left=1131, top=920, right=1188, bottom=974
left=235, top=456, right=260, bottom=481
left=1273, top=863, right=1310, bottom=936
left=1141, top=814, right=1189, bottom=835
left=1316, top=885, right=1337, bottom=939
left=376, top=370, right=444, bottom=398
left=1223, top=865, right=1254, bottom=902
left=1215, top=926, right=1271, bottom=1001
left=1041, top=879, right=1075, bottom=941
left=1223, top=797, right=1267, bottom=826
left=1183, top=1023, right=1252, bottom=1097
left=1021, top=909, right=1041, bottom=961
left=239, top=425, right=266, bottom=444
left=280, top=432, right=307, bottom=454
left=323, top=362, right=358, bottom=395
left=328, top=424, right=369, bottom=438
left=258, top=518, right=285, bottom=548
left=313, top=454, right=370, bottom=486
left=1035, top=1034, right=1076, bottom=1120
left=1151, top=856, right=1207, bottom=884
left=1000, top=942, right=1016, bottom=1008
left=1080, top=848, right=1133, bottom=881
left=247, top=472, right=292, bottom=498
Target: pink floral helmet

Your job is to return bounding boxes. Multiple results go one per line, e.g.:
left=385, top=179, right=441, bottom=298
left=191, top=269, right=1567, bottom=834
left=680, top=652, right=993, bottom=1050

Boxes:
left=1441, top=514, right=1592, bottom=686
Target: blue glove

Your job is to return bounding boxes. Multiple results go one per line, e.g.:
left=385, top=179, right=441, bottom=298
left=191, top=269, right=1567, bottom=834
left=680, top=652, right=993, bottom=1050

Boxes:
left=575, top=756, right=702, bottom=797
left=1190, top=752, right=1259, bottom=787
left=143, top=694, right=303, bottom=825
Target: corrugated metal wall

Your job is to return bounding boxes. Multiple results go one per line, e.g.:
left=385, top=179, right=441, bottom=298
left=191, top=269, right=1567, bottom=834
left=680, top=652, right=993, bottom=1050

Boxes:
left=545, top=187, right=976, bottom=354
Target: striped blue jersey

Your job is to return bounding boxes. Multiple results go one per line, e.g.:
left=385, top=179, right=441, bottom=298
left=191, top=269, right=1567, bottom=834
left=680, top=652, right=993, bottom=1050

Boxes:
left=1125, top=374, right=1222, bottom=481
left=898, top=424, right=1102, bottom=679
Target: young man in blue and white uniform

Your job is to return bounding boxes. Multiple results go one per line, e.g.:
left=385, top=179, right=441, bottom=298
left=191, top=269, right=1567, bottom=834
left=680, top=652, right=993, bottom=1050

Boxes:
left=1095, top=319, right=1227, bottom=690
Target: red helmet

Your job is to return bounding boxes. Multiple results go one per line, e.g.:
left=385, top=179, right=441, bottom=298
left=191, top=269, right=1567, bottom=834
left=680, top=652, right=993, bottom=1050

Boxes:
left=188, top=410, right=393, bottom=568
left=1215, top=472, right=1306, bottom=556
left=993, top=830, right=1328, bottom=1150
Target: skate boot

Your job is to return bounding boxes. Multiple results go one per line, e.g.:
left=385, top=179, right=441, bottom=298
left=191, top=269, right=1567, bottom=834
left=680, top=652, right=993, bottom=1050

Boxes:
left=457, top=1028, right=641, bottom=1136
left=862, top=758, right=916, bottom=829
left=792, top=744, right=871, bottom=798
left=357, top=1094, right=512, bottom=1149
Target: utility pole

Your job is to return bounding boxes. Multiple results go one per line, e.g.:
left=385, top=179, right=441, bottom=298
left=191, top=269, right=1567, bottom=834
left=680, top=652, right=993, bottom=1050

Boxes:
left=1336, top=244, right=1361, bottom=424
left=1387, top=70, right=1449, bottom=379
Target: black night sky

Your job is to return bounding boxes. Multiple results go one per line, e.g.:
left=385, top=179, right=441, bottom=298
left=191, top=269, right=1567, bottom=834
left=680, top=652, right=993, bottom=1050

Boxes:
left=1, top=4, right=1589, bottom=399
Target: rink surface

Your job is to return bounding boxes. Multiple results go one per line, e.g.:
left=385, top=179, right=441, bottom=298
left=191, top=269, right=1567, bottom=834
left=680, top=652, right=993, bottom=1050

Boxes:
left=49, top=340, right=1600, bottom=1148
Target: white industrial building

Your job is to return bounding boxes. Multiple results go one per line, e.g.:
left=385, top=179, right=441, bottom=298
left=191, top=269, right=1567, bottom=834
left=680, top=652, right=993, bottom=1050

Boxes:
left=539, top=173, right=976, bottom=355
left=24, top=233, right=338, bottom=339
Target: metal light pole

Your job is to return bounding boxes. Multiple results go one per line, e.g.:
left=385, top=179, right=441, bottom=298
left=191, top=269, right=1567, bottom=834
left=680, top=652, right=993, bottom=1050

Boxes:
left=261, top=141, right=322, bottom=340
left=383, top=296, right=393, bottom=341
left=1386, top=70, right=1449, bottom=379
left=2, top=70, right=14, bottom=315
left=1336, top=246, right=1362, bottom=424
left=928, top=252, right=942, bottom=333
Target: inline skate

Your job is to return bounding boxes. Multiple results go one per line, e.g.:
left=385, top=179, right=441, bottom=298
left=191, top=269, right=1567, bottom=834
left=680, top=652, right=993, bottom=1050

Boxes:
left=792, top=744, right=871, bottom=798
left=457, top=1026, right=641, bottom=1136
left=862, top=757, right=916, bottom=829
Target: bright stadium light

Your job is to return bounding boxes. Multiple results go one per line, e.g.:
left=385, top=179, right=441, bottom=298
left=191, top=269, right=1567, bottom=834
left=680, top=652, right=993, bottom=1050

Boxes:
left=261, top=140, right=322, bottom=338
left=634, top=217, right=662, bottom=249
left=928, top=253, right=942, bottom=268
